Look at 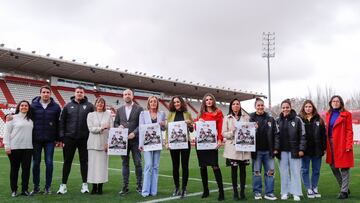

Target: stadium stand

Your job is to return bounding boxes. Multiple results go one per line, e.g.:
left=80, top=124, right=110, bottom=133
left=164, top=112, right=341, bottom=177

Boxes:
left=0, top=88, right=6, bottom=104
left=0, top=46, right=266, bottom=145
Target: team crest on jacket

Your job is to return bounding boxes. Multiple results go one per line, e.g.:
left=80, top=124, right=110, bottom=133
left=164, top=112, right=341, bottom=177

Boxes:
left=316, top=121, right=320, bottom=126
left=291, top=121, right=295, bottom=127
left=267, top=122, right=272, bottom=127
left=83, top=105, right=87, bottom=110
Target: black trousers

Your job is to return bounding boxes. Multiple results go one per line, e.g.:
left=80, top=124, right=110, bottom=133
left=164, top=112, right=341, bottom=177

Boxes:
left=170, top=142, right=191, bottom=189
left=62, top=137, right=88, bottom=184
left=8, top=149, right=33, bottom=192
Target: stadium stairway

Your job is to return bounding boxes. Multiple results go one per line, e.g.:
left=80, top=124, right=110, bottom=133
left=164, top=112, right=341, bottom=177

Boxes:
left=159, top=100, right=169, bottom=110
left=0, top=80, right=16, bottom=104
left=50, top=86, right=66, bottom=107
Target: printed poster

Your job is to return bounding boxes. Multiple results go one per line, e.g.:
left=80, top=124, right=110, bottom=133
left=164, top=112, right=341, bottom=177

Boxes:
left=196, top=121, right=217, bottom=150
left=108, top=128, right=128, bottom=155
left=234, top=122, right=256, bottom=152
left=168, top=121, right=188, bottom=150
left=140, top=123, right=163, bottom=151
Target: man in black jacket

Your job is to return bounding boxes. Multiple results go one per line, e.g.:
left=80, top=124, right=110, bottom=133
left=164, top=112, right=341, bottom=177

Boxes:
left=57, top=86, right=94, bottom=195
left=31, top=85, right=61, bottom=195
left=114, top=89, right=143, bottom=195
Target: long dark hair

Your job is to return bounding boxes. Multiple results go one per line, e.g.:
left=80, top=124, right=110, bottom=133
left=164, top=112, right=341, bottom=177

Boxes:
left=169, top=96, right=188, bottom=112
left=300, top=99, right=324, bottom=124
left=328, top=95, right=346, bottom=112
left=228, top=98, right=242, bottom=117
left=199, top=93, right=218, bottom=116
left=15, top=100, right=32, bottom=120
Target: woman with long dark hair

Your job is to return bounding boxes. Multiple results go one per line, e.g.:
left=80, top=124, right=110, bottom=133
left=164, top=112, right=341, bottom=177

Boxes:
left=222, top=98, right=250, bottom=200
left=196, top=93, right=224, bottom=201
left=299, top=100, right=326, bottom=199
left=3, top=100, right=33, bottom=197
left=325, top=95, right=354, bottom=199
left=274, top=99, right=306, bottom=201
left=165, top=96, right=194, bottom=198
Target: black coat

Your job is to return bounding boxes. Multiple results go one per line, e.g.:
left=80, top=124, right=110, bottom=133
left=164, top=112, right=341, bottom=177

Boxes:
left=301, top=114, right=326, bottom=157
left=59, top=96, right=94, bottom=140
left=274, top=109, right=306, bottom=159
left=31, top=96, right=61, bottom=143
left=249, top=112, right=277, bottom=159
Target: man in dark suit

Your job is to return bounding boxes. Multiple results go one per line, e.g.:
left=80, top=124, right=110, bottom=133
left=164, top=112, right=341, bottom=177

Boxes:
left=114, top=89, right=143, bottom=195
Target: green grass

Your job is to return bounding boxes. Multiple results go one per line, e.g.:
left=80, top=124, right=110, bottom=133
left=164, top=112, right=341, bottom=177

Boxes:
left=0, top=146, right=359, bottom=203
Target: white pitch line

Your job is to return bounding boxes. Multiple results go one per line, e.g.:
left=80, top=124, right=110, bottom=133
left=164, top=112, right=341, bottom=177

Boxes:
left=139, top=187, right=234, bottom=203
left=53, top=161, right=233, bottom=186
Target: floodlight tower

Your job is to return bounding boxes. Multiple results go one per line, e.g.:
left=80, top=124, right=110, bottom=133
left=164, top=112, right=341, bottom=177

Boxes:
left=262, top=32, right=275, bottom=109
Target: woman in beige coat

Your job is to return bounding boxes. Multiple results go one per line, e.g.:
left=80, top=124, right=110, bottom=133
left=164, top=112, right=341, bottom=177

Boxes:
left=87, top=97, right=113, bottom=195
left=223, top=98, right=251, bottom=200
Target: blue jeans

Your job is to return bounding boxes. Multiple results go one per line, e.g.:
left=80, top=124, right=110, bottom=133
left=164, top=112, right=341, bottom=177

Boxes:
left=301, top=156, right=322, bottom=190
left=32, top=142, right=55, bottom=189
left=252, top=150, right=275, bottom=195
left=279, top=152, right=302, bottom=196
left=142, top=150, right=161, bottom=196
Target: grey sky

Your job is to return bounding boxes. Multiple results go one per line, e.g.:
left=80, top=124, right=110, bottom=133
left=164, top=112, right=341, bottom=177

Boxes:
left=1, top=0, right=360, bottom=110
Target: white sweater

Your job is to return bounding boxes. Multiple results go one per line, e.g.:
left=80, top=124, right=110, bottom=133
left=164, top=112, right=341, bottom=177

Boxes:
left=3, top=113, right=33, bottom=150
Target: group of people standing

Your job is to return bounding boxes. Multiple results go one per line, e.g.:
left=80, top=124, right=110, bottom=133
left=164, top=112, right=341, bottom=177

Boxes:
left=3, top=85, right=354, bottom=201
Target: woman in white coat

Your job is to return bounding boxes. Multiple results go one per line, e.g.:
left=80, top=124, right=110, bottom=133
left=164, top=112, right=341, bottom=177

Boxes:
left=223, top=98, right=251, bottom=200
left=87, top=97, right=113, bottom=195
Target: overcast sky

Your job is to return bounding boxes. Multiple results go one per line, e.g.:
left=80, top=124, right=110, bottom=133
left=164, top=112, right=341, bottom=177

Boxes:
left=1, top=0, right=360, bottom=111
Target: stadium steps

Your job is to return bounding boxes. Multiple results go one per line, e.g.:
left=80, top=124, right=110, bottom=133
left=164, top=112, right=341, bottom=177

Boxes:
left=187, top=102, right=198, bottom=115
left=0, top=80, right=16, bottom=104
left=159, top=100, right=169, bottom=110
left=50, top=86, right=66, bottom=107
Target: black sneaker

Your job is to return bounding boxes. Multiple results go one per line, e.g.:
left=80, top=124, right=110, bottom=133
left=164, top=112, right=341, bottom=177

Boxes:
left=118, top=187, right=129, bottom=195
left=21, top=191, right=32, bottom=196
left=11, top=191, right=17, bottom=197
left=31, top=187, right=41, bottom=195
left=338, top=192, right=348, bottom=199
left=172, top=188, right=181, bottom=196
left=180, top=189, right=187, bottom=198
left=136, top=186, right=142, bottom=194
left=44, top=188, right=52, bottom=195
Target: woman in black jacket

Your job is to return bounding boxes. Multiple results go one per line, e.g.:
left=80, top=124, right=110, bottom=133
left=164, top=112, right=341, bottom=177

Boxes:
left=299, top=100, right=326, bottom=199
left=274, top=99, right=306, bottom=201
left=249, top=98, right=277, bottom=201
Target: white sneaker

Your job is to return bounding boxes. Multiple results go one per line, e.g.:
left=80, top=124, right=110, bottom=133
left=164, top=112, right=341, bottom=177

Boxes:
left=254, top=193, right=262, bottom=200
left=264, top=193, right=277, bottom=200
left=293, top=195, right=301, bottom=201
left=281, top=194, right=288, bottom=200
left=57, top=184, right=67, bottom=194
left=313, top=187, right=321, bottom=198
left=307, top=189, right=315, bottom=198
left=81, top=183, right=89, bottom=193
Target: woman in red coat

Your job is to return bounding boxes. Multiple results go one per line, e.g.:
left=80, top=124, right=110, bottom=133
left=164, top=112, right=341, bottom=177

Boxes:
left=325, top=95, right=354, bottom=199
left=196, top=93, right=224, bottom=201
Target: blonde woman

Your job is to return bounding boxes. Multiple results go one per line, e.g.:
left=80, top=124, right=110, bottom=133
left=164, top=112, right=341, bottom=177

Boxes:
left=139, top=96, right=166, bottom=197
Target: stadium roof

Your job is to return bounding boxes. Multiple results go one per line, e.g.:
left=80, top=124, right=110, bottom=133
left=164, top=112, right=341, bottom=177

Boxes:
left=0, top=46, right=265, bottom=102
